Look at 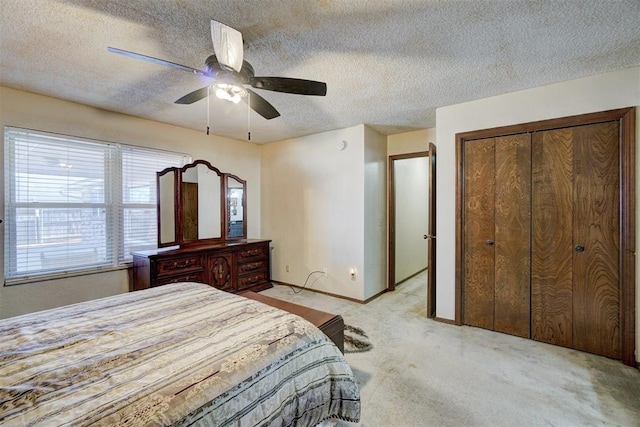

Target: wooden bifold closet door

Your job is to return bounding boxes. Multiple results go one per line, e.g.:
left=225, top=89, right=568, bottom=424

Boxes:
left=461, top=119, right=622, bottom=360
left=463, top=134, right=531, bottom=339
left=532, top=122, right=620, bottom=359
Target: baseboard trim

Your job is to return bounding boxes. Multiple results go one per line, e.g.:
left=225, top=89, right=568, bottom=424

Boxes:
left=271, top=280, right=377, bottom=304
left=363, top=289, right=387, bottom=303
left=394, top=267, right=428, bottom=287
left=434, top=316, right=456, bottom=325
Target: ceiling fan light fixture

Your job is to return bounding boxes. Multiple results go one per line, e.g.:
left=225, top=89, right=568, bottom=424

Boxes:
left=212, top=82, right=246, bottom=104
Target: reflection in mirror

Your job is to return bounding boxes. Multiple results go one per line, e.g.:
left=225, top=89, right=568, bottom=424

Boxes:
left=158, top=171, right=176, bottom=245
left=181, top=164, right=221, bottom=242
left=227, top=176, right=245, bottom=238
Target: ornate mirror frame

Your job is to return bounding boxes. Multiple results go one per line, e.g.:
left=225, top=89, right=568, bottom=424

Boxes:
left=156, top=160, right=247, bottom=248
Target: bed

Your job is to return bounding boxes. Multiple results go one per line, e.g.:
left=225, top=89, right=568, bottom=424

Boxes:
left=0, top=282, right=360, bottom=426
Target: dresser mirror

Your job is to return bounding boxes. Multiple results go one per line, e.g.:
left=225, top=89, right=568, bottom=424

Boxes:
left=181, top=162, right=222, bottom=242
left=157, top=160, right=247, bottom=248
left=158, top=169, right=177, bottom=246
left=226, top=175, right=247, bottom=239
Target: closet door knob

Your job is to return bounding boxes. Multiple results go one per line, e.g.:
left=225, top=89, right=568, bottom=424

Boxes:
left=486, top=240, right=494, bottom=246
left=574, top=244, right=585, bottom=252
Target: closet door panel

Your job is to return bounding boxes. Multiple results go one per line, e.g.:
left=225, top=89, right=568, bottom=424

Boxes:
left=572, top=121, right=620, bottom=359
left=463, top=138, right=495, bottom=330
left=531, top=129, right=574, bottom=347
left=494, top=134, right=531, bottom=338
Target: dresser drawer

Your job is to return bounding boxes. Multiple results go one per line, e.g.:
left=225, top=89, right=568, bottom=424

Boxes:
left=237, top=270, right=269, bottom=291
left=155, top=271, right=205, bottom=286
left=237, top=244, right=268, bottom=260
left=156, top=256, right=203, bottom=276
left=238, top=259, right=268, bottom=274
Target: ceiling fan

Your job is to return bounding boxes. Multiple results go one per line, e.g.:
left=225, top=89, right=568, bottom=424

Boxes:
left=108, top=20, right=327, bottom=121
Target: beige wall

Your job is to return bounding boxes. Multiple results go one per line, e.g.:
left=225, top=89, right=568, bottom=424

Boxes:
left=0, top=87, right=262, bottom=318
left=435, top=66, right=640, bottom=361
left=363, top=125, right=387, bottom=299
left=387, top=128, right=435, bottom=156
left=261, top=124, right=387, bottom=301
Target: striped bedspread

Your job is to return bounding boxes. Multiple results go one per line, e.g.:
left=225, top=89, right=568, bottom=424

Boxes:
left=0, top=282, right=360, bottom=426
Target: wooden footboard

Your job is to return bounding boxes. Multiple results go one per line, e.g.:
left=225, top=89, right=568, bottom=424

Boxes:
left=239, top=291, right=345, bottom=353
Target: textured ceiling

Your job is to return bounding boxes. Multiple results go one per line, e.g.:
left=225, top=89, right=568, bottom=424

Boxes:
left=1, top=0, right=639, bottom=143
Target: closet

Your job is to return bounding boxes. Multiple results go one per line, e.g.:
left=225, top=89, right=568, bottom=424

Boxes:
left=456, top=108, right=635, bottom=365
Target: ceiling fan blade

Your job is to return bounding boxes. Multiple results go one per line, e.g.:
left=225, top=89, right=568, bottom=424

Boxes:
left=108, top=47, right=203, bottom=75
left=210, top=20, right=244, bottom=73
left=176, top=87, right=280, bottom=120
left=175, top=86, right=209, bottom=104
left=249, top=77, right=327, bottom=96
left=245, top=89, right=280, bottom=120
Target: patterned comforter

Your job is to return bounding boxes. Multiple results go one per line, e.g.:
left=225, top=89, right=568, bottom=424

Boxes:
left=0, top=282, right=360, bottom=426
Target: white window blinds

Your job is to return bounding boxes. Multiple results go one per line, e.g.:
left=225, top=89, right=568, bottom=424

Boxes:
left=119, top=145, right=189, bottom=262
left=4, top=127, right=190, bottom=282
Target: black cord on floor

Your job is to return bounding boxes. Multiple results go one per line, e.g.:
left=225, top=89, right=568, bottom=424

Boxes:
left=280, top=270, right=325, bottom=294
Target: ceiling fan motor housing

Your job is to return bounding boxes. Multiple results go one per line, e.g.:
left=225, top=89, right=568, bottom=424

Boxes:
left=204, top=55, right=254, bottom=86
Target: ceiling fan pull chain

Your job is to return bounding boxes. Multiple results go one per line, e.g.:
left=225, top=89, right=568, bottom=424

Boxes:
left=247, top=90, right=251, bottom=141
left=206, top=85, right=211, bottom=135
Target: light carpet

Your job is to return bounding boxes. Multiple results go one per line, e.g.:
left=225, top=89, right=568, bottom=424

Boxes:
left=260, top=273, right=640, bottom=426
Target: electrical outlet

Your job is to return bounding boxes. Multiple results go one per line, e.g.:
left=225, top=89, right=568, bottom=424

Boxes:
left=285, top=264, right=290, bottom=273
left=322, top=267, right=328, bottom=277
left=350, top=268, right=357, bottom=281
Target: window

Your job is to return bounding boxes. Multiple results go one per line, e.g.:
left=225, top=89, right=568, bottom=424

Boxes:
left=4, top=127, right=190, bottom=282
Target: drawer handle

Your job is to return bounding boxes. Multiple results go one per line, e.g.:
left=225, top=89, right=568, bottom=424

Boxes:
left=245, top=275, right=259, bottom=284
left=242, top=262, right=262, bottom=271
left=172, top=259, right=192, bottom=269
left=170, top=274, right=198, bottom=283
left=243, top=249, right=260, bottom=257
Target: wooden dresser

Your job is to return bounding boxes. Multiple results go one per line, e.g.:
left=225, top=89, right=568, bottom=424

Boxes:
left=132, top=239, right=272, bottom=293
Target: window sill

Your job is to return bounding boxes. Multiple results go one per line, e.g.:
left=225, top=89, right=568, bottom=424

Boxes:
left=4, top=264, right=132, bottom=287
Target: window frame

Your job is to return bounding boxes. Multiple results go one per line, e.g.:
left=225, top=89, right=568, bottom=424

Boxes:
left=3, top=126, right=190, bottom=285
